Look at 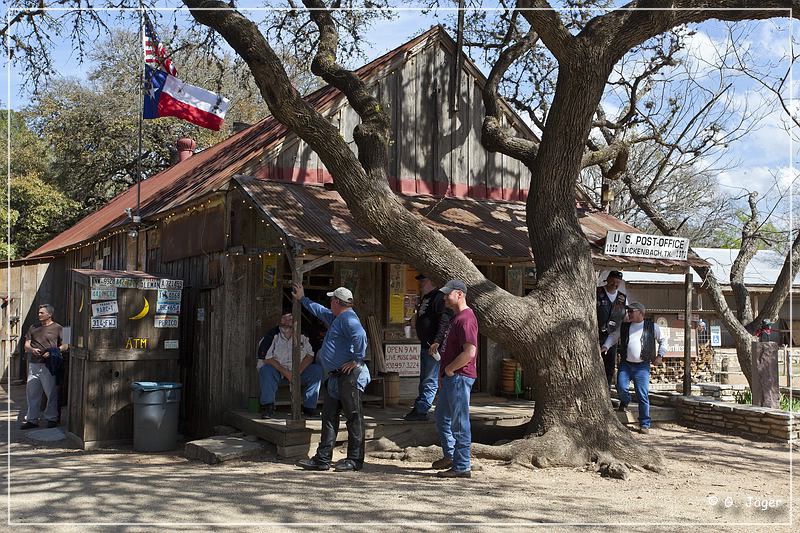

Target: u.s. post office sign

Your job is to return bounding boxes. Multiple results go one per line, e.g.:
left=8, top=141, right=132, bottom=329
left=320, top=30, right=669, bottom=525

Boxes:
left=384, top=344, right=421, bottom=377
left=604, top=231, right=689, bottom=261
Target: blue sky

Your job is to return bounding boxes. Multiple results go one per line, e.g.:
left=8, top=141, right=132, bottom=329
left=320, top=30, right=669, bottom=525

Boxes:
left=3, top=4, right=797, bottom=223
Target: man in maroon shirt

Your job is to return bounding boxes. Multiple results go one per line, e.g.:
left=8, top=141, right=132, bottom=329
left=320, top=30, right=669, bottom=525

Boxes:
left=432, top=279, right=478, bottom=478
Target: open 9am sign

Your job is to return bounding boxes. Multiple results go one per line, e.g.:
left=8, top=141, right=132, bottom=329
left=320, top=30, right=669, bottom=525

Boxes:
left=384, top=344, right=421, bottom=377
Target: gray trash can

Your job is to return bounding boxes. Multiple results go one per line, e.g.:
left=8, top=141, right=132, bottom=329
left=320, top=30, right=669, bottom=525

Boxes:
left=131, top=382, right=182, bottom=452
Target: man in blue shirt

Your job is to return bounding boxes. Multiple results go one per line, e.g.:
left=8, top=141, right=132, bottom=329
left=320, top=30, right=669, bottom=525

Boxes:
left=293, top=282, right=370, bottom=472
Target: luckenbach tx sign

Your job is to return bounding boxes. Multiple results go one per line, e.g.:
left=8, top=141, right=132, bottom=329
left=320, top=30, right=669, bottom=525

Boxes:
left=604, top=231, right=690, bottom=261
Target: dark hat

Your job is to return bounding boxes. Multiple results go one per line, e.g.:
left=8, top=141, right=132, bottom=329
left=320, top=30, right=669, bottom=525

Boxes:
left=414, top=273, right=428, bottom=281
left=626, top=302, right=646, bottom=313
left=605, top=270, right=623, bottom=281
left=440, top=279, right=467, bottom=294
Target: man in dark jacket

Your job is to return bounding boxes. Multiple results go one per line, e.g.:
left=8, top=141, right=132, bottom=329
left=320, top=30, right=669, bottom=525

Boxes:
left=404, top=274, right=453, bottom=422
left=597, top=270, right=627, bottom=387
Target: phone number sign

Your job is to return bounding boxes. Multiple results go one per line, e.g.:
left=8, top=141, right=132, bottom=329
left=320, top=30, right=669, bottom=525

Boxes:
left=384, top=344, right=421, bottom=377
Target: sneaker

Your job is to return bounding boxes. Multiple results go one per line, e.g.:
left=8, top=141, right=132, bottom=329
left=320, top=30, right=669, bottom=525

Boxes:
left=403, top=409, right=429, bottom=422
left=431, top=457, right=453, bottom=470
left=639, top=427, right=650, bottom=434
left=334, top=459, right=362, bottom=472
left=46, top=420, right=58, bottom=428
left=617, top=403, right=628, bottom=413
left=436, top=468, right=471, bottom=478
left=19, top=421, right=38, bottom=430
left=296, top=457, right=330, bottom=471
left=260, top=403, right=275, bottom=419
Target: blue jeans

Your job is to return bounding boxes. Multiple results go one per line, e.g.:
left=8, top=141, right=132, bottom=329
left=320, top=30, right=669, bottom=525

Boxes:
left=617, top=360, right=651, bottom=428
left=259, top=362, right=324, bottom=409
left=413, top=343, right=440, bottom=413
left=435, top=374, right=475, bottom=472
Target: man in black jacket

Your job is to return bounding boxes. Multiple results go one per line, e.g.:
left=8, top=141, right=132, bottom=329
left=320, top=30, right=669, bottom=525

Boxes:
left=404, top=274, right=453, bottom=422
left=597, top=271, right=627, bottom=387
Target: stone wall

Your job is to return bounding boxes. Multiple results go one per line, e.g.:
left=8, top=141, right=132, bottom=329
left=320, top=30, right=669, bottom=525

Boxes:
left=651, top=391, right=797, bottom=442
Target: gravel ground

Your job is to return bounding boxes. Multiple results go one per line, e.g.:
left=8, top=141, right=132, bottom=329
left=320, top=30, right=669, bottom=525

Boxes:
left=3, top=383, right=796, bottom=532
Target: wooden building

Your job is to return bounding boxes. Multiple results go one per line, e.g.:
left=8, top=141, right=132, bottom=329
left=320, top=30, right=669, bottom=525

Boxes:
left=5, top=27, right=705, bottom=439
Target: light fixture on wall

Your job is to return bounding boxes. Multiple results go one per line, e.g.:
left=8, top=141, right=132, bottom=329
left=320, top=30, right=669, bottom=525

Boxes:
left=601, top=181, right=614, bottom=209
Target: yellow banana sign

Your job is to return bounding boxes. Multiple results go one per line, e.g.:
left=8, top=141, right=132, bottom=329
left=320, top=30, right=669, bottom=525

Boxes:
left=130, top=296, right=150, bottom=320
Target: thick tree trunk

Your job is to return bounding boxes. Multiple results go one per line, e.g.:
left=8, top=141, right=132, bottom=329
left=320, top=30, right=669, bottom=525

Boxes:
left=186, top=0, right=667, bottom=471
left=473, top=59, right=661, bottom=468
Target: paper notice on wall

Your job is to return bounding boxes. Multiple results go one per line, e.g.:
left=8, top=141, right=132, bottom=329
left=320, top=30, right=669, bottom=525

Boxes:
left=384, top=344, right=421, bottom=376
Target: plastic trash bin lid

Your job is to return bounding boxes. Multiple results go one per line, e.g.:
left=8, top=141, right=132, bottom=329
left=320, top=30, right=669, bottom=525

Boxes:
left=130, top=381, right=183, bottom=391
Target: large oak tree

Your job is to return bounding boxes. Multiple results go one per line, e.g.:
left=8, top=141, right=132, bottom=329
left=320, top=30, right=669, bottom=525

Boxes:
left=179, top=0, right=797, bottom=470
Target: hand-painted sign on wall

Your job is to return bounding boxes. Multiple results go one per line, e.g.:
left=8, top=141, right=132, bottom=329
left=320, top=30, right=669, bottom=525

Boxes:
left=91, top=300, right=119, bottom=317
left=154, top=315, right=179, bottom=328
left=384, top=344, right=421, bottom=376
left=124, top=337, right=148, bottom=349
left=90, top=316, right=117, bottom=329
left=91, top=287, right=117, bottom=301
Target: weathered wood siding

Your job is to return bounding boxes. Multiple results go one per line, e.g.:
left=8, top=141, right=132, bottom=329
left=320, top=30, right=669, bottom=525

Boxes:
left=240, top=35, right=533, bottom=201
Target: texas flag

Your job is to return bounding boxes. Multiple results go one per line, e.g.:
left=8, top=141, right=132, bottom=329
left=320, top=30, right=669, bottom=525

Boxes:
left=143, top=65, right=230, bottom=131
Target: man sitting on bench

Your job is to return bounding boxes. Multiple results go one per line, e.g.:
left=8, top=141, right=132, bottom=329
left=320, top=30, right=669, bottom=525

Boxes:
left=257, top=311, right=324, bottom=419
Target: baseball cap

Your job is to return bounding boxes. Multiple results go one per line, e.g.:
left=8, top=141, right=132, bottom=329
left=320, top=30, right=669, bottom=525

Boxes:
left=626, top=302, right=646, bottom=312
left=440, top=279, right=467, bottom=294
left=414, top=273, right=428, bottom=281
left=605, top=270, right=623, bottom=281
left=327, top=287, right=354, bottom=303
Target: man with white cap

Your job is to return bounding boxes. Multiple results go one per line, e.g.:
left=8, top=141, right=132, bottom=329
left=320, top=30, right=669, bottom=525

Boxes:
left=292, top=283, right=370, bottom=472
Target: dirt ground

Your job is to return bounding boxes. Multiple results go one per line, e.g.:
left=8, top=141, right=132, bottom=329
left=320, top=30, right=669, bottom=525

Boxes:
left=2, top=382, right=797, bottom=532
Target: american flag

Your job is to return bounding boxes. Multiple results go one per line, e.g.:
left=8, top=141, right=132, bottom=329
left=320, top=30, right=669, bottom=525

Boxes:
left=143, top=14, right=177, bottom=77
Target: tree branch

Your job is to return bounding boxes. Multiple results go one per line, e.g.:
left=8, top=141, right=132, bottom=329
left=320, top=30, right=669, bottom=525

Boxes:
left=729, top=192, right=759, bottom=324
left=585, top=0, right=798, bottom=65
left=481, top=25, right=540, bottom=163
left=517, top=0, right=576, bottom=64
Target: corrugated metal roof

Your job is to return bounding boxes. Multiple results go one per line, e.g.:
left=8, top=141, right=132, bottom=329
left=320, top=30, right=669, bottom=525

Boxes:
left=27, top=27, right=448, bottom=259
left=623, top=248, right=799, bottom=287
left=236, top=177, right=707, bottom=269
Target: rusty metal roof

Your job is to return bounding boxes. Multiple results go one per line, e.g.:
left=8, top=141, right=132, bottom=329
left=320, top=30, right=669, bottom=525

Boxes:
left=236, top=177, right=707, bottom=270
left=27, top=27, right=448, bottom=259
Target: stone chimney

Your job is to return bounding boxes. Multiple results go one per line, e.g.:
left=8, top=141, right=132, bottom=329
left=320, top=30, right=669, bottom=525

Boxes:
left=176, top=137, right=197, bottom=163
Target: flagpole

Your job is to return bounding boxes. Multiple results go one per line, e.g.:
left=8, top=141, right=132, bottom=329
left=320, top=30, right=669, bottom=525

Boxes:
left=135, top=4, right=144, bottom=270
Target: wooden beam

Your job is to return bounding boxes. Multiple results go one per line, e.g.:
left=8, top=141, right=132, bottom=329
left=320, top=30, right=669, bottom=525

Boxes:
left=297, top=255, right=334, bottom=274
left=290, top=255, right=304, bottom=426
left=683, top=271, right=693, bottom=396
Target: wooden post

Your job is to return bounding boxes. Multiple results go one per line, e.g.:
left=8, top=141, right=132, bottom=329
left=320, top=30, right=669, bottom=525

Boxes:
left=683, top=272, right=693, bottom=396
left=290, top=259, right=303, bottom=424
